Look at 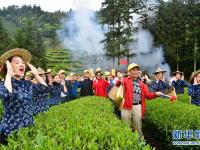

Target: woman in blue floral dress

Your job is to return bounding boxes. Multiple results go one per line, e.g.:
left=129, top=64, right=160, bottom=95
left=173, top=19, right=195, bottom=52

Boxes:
left=48, top=74, right=67, bottom=107
left=171, top=71, right=191, bottom=94
left=33, top=67, right=50, bottom=116
left=188, top=70, right=200, bottom=106
left=0, top=48, right=48, bottom=145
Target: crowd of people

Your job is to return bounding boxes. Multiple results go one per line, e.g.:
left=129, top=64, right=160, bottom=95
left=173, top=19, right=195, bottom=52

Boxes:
left=0, top=48, right=199, bottom=145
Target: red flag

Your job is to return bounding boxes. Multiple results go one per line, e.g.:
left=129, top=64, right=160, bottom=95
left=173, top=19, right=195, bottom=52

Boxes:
left=120, top=58, right=128, bottom=65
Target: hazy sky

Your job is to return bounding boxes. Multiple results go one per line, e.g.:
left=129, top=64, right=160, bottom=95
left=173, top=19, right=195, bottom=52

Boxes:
left=0, top=0, right=104, bottom=12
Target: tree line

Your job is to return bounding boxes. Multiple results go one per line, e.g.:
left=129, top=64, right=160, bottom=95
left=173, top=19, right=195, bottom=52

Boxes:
left=100, top=0, right=200, bottom=78
left=0, top=2, right=199, bottom=78
left=0, top=5, right=67, bottom=69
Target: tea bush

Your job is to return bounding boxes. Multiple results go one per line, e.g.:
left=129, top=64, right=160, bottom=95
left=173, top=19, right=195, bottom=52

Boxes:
left=1, top=96, right=152, bottom=150
left=143, top=98, right=200, bottom=149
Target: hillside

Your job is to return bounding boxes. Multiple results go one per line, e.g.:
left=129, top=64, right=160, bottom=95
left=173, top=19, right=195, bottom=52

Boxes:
left=0, top=6, right=82, bottom=73
left=46, top=48, right=82, bottom=74
left=0, top=16, right=18, bottom=36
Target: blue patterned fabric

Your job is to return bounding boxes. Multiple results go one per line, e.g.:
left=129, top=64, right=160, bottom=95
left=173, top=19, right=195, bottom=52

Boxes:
left=149, top=80, right=170, bottom=94
left=68, top=81, right=81, bottom=100
left=48, top=83, right=64, bottom=106
left=33, top=84, right=50, bottom=116
left=171, top=80, right=191, bottom=94
left=188, top=85, right=200, bottom=106
left=0, top=78, right=47, bottom=135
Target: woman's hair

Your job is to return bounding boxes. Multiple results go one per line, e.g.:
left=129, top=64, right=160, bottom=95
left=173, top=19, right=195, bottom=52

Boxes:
left=8, top=56, right=14, bottom=62
left=46, top=74, right=51, bottom=85
left=4, top=57, right=15, bottom=73
left=95, top=71, right=102, bottom=76
left=51, top=74, right=60, bottom=84
left=190, top=71, right=200, bottom=84
left=196, top=72, right=200, bottom=76
left=116, top=70, right=121, bottom=74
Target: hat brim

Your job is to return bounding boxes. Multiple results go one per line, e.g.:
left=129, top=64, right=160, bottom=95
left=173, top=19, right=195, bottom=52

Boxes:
left=128, top=65, right=140, bottom=71
left=84, top=70, right=89, bottom=74
left=70, top=73, right=76, bottom=76
left=0, top=48, right=31, bottom=66
left=0, top=48, right=32, bottom=76
left=153, top=71, right=167, bottom=74
left=46, top=69, right=52, bottom=74
left=173, top=71, right=184, bottom=76
left=59, top=71, right=66, bottom=74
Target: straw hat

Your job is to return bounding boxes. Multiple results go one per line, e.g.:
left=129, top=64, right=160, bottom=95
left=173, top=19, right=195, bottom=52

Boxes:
left=88, top=68, right=94, bottom=74
left=47, top=69, right=52, bottom=74
left=58, top=70, right=66, bottom=75
left=70, top=72, right=76, bottom=76
left=128, top=63, right=140, bottom=71
left=111, top=69, right=116, bottom=76
left=96, top=67, right=101, bottom=72
left=84, top=70, right=89, bottom=74
left=0, top=48, right=32, bottom=75
left=189, top=70, right=200, bottom=84
left=104, top=71, right=111, bottom=76
left=37, top=67, right=47, bottom=75
left=153, top=67, right=167, bottom=74
left=173, top=70, right=184, bottom=76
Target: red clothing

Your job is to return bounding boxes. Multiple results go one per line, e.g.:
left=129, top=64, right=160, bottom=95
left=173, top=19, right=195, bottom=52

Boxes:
left=93, top=79, right=109, bottom=97
left=118, top=77, right=157, bottom=119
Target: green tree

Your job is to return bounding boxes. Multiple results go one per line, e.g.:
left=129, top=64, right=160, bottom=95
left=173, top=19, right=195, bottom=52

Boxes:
left=155, top=0, right=185, bottom=70
left=100, top=0, right=144, bottom=67
left=145, top=0, right=200, bottom=78
left=184, top=0, right=200, bottom=72
left=0, top=19, right=12, bottom=55
left=0, top=5, right=66, bottom=39
left=14, top=19, right=46, bottom=69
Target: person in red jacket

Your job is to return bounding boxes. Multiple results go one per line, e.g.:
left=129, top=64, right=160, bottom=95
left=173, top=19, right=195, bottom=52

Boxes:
left=118, top=63, right=163, bottom=142
left=93, top=71, right=110, bottom=97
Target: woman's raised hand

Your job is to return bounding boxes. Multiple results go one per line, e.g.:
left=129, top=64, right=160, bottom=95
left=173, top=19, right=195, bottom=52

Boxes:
left=5, top=60, right=16, bottom=77
left=26, top=62, right=38, bottom=75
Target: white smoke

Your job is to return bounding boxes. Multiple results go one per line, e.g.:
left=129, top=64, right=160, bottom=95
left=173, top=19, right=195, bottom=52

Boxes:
left=129, top=1, right=171, bottom=79
left=57, top=0, right=171, bottom=77
left=130, top=28, right=171, bottom=78
left=58, top=9, right=104, bottom=55
left=57, top=0, right=117, bottom=70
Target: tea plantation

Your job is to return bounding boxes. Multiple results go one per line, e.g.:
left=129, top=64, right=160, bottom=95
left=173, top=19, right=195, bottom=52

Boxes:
left=0, top=92, right=199, bottom=149
left=0, top=97, right=152, bottom=150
